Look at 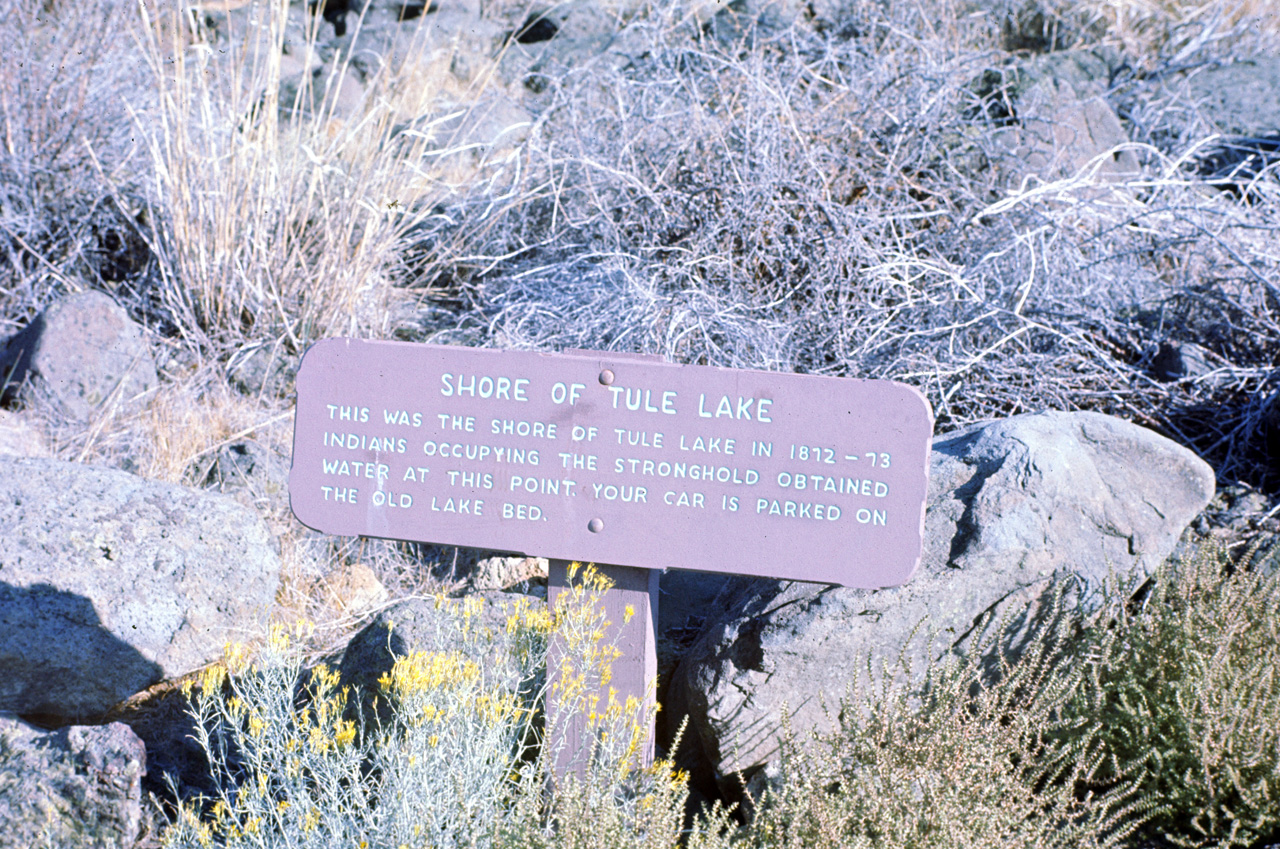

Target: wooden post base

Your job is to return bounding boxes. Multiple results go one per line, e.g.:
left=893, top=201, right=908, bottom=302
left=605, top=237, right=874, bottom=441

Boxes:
left=547, top=560, right=659, bottom=778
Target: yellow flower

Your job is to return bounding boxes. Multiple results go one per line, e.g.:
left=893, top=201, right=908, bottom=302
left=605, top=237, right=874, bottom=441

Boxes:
left=267, top=623, right=290, bottom=653
left=223, top=641, right=251, bottom=674
left=333, top=719, right=357, bottom=748
left=247, top=712, right=265, bottom=737
left=198, top=664, right=226, bottom=696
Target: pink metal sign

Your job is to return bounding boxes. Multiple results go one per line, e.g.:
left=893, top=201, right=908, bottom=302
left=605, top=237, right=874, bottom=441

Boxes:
left=290, top=339, right=932, bottom=588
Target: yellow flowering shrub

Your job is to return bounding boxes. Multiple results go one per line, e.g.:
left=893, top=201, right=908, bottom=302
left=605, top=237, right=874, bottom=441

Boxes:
left=160, top=564, right=738, bottom=849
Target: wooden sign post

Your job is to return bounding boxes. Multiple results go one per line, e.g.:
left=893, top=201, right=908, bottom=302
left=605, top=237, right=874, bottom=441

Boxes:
left=289, top=339, right=933, bottom=774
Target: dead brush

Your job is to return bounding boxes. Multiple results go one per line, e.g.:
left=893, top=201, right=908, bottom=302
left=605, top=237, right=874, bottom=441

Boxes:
left=401, top=0, right=1280, bottom=491
left=130, top=0, right=523, bottom=364
left=0, top=0, right=154, bottom=325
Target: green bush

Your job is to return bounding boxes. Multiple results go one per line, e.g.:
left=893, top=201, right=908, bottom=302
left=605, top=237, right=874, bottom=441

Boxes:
left=743, top=583, right=1149, bottom=849
left=1063, top=544, right=1280, bottom=849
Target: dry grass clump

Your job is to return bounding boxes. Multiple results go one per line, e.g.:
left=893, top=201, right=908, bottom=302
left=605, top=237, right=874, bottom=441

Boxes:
left=1073, top=0, right=1280, bottom=63
left=132, top=0, right=505, bottom=357
left=0, top=0, right=154, bottom=327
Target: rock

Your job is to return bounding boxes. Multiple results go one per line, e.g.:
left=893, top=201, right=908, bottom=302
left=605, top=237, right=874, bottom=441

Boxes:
left=1194, top=134, right=1280, bottom=200
left=998, top=50, right=1140, bottom=181
left=0, top=715, right=145, bottom=849
left=203, top=439, right=290, bottom=514
left=227, top=342, right=297, bottom=400
left=656, top=569, right=753, bottom=694
left=276, top=59, right=368, bottom=128
left=1149, top=339, right=1215, bottom=382
left=0, top=291, right=158, bottom=422
left=0, top=456, right=280, bottom=723
left=665, top=411, right=1214, bottom=794
left=309, top=561, right=390, bottom=615
left=0, top=410, right=50, bottom=457
left=391, top=90, right=533, bottom=176
left=1186, top=57, right=1280, bottom=136
left=470, top=555, right=547, bottom=591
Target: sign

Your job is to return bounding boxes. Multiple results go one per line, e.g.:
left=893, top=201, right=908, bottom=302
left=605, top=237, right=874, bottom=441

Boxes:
left=290, top=338, right=933, bottom=775
left=290, top=339, right=933, bottom=588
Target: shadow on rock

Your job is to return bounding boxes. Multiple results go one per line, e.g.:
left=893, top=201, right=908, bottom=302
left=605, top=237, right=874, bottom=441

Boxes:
left=1, top=581, right=163, bottom=727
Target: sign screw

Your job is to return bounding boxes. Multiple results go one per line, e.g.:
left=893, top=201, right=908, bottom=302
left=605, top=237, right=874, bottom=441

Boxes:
left=599, top=369, right=615, bottom=386
left=588, top=518, right=604, bottom=533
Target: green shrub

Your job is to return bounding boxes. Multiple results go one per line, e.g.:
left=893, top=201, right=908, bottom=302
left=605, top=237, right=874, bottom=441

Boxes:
left=744, top=583, right=1149, bottom=849
left=1063, top=544, right=1280, bottom=849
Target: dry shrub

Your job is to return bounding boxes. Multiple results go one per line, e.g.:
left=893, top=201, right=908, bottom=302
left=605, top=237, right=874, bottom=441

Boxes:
left=161, top=566, right=736, bottom=849
left=405, top=0, right=1280, bottom=484
left=1076, top=0, right=1280, bottom=63
left=132, top=367, right=282, bottom=483
left=0, top=0, right=154, bottom=326
left=132, top=0, right=521, bottom=360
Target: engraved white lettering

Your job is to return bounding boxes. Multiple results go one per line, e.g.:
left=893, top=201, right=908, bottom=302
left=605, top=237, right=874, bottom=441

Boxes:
left=590, top=483, right=647, bottom=503
left=509, top=475, right=578, bottom=496
left=614, top=429, right=663, bottom=448
left=678, top=435, right=735, bottom=455
left=430, top=496, right=484, bottom=515
left=326, top=405, right=370, bottom=422
left=663, top=491, right=705, bottom=508
left=382, top=409, right=423, bottom=427
left=322, top=433, right=407, bottom=453
left=755, top=499, right=841, bottom=520
left=558, top=452, right=598, bottom=470
left=490, top=419, right=558, bottom=439
left=502, top=503, right=544, bottom=520
left=441, top=373, right=528, bottom=401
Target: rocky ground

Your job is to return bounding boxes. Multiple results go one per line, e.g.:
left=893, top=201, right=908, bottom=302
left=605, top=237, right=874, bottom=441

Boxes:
left=2, top=0, right=1280, bottom=846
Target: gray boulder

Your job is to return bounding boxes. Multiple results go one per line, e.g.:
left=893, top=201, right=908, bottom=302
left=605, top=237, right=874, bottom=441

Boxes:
left=0, top=410, right=49, bottom=458
left=0, top=291, right=157, bottom=422
left=666, top=411, right=1214, bottom=793
left=0, top=456, right=280, bottom=723
left=470, top=555, right=548, bottom=591
left=226, top=341, right=298, bottom=400
left=0, top=715, right=145, bottom=849
left=997, top=50, right=1140, bottom=181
